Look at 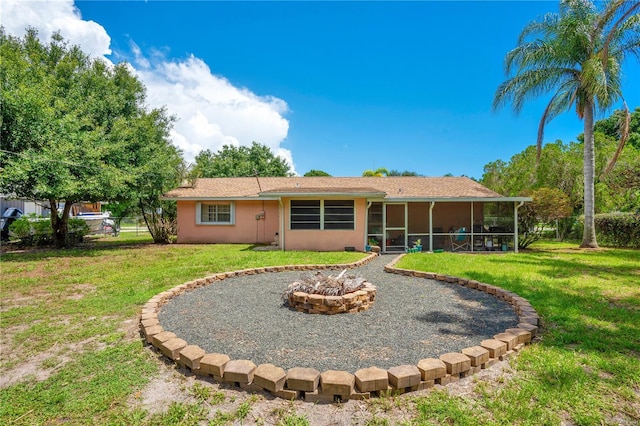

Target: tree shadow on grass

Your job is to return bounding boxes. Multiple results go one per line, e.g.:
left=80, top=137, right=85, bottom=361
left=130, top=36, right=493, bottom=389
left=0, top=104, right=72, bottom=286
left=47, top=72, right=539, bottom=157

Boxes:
left=486, top=251, right=640, bottom=280
left=0, top=241, right=261, bottom=262
left=458, top=268, right=640, bottom=356
left=0, top=240, right=158, bottom=261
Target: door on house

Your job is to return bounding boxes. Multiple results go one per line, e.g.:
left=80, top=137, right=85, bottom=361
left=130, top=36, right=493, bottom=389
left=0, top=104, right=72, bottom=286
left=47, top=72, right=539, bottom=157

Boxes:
left=384, top=203, right=406, bottom=252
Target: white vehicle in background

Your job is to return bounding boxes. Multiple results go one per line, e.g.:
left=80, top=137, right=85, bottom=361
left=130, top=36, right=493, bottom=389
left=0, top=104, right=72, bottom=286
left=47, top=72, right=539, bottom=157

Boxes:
left=74, top=212, right=120, bottom=236
left=99, top=218, right=119, bottom=236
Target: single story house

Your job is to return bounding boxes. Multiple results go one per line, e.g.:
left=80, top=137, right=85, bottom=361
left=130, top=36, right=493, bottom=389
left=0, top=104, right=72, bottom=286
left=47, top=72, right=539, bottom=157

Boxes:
left=163, top=176, right=531, bottom=253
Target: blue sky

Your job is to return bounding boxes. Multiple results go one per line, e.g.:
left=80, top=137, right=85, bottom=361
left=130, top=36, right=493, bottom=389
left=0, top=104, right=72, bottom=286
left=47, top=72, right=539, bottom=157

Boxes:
left=5, top=1, right=639, bottom=179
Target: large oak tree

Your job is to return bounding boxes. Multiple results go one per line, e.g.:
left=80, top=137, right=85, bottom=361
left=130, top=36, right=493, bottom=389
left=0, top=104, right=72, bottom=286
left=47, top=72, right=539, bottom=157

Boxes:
left=0, top=29, right=183, bottom=247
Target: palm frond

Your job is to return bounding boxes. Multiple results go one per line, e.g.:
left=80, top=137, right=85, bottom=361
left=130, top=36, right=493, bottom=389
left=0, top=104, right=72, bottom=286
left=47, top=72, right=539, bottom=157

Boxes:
left=507, top=39, right=580, bottom=75
left=493, top=66, right=577, bottom=114
left=495, top=0, right=637, bottom=169
left=603, top=11, right=640, bottom=66
left=601, top=1, right=640, bottom=67
left=281, top=270, right=368, bottom=301
left=536, top=83, right=579, bottom=161
left=517, top=13, right=560, bottom=45
left=601, top=101, right=631, bottom=179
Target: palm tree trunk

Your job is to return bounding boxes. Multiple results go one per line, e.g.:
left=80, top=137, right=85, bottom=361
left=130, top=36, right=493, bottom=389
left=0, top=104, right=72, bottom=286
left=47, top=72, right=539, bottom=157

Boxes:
left=580, top=102, right=598, bottom=248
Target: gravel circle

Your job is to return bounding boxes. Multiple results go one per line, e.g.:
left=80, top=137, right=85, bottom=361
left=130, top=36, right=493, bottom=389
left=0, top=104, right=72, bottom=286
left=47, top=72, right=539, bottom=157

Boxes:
left=158, top=254, right=518, bottom=373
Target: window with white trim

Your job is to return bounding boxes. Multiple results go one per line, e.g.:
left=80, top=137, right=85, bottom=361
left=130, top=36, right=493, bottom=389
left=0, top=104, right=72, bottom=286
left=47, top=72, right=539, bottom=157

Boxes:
left=290, top=200, right=354, bottom=230
left=197, top=202, right=234, bottom=225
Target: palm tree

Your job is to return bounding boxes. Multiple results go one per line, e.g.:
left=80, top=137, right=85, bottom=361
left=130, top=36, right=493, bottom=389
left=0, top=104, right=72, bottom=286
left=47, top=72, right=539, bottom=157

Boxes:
left=493, top=0, right=640, bottom=248
left=362, top=167, right=389, bottom=177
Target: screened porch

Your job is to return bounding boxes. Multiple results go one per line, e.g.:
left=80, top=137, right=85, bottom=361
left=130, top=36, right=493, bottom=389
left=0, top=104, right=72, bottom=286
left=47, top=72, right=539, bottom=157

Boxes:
left=366, top=200, right=526, bottom=253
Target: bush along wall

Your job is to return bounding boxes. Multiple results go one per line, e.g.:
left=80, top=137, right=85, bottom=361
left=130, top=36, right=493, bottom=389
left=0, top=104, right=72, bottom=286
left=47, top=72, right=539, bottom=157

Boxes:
left=594, top=212, right=640, bottom=248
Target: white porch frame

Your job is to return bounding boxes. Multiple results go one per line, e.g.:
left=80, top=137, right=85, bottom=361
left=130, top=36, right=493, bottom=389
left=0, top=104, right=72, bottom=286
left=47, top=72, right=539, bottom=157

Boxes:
left=366, top=197, right=530, bottom=254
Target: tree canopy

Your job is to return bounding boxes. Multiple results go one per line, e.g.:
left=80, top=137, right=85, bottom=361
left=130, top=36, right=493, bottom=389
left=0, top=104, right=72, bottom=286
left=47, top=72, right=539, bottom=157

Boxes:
left=594, top=107, right=640, bottom=151
left=0, top=28, right=183, bottom=246
left=362, top=167, right=389, bottom=177
left=388, top=169, right=422, bottom=176
left=482, top=109, right=640, bottom=232
left=303, top=169, right=331, bottom=177
left=518, top=187, right=574, bottom=248
left=192, top=142, right=293, bottom=178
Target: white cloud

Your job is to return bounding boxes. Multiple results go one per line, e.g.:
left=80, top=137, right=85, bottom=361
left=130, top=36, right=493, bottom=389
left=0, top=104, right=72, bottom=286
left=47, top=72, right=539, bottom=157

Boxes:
left=129, top=40, right=150, bottom=70
left=135, top=55, right=292, bottom=170
left=2, top=0, right=295, bottom=173
left=1, top=0, right=111, bottom=58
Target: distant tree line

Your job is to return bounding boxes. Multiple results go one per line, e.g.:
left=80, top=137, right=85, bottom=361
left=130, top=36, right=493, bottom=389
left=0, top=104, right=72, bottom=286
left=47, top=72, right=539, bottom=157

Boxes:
left=481, top=108, right=640, bottom=244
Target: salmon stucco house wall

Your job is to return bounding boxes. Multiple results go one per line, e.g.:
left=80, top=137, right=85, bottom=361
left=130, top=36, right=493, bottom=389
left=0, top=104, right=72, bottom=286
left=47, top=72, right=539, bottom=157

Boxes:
left=163, top=177, right=530, bottom=253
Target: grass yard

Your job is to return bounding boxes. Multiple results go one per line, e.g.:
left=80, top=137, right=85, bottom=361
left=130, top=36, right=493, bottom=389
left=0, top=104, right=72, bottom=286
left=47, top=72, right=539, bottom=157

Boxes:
left=1, top=237, right=638, bottom=425
left=400, top=241, right=640, bottom=425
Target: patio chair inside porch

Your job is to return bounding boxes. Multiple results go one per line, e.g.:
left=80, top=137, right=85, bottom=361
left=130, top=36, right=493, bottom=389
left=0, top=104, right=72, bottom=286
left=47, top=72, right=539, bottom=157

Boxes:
left=449, top=227, right=470, bottom=251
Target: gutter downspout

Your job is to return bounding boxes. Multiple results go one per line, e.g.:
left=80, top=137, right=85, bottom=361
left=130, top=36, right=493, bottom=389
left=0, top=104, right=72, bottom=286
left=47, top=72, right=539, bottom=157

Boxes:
left=366, top=201, right=372, bottom=250
left=470, top=202, right=474, bottom=252
left=429, top=202, right=435, bottom=252
left=278, top=198, right=284, bottom=251
left=514, top=201, right=524, bottom=253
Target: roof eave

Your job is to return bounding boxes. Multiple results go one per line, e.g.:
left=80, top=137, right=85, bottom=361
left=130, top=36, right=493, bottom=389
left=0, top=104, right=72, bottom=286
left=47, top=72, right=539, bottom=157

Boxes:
left=258, top=191, right=386, bottom=198
left=163, top=195, right=532, bottom=202
left=380, top=196, right=532, bottom=202
left=161, top=196, right=280, bottom=201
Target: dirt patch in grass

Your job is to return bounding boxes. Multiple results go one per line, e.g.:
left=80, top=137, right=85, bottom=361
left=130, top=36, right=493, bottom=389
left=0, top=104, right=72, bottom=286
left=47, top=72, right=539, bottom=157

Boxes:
left=65, top=284, right=96, bottom=301
left=129, top=371, right=192, bottom=414
left=131, top=356, right=404, bottom=425
left=0, top=291, right=52, bottom=313
left=443, top=359, right=516, bottom=398
left=0, top=269, right=96, bottom=313
left=0, top=349, right=73, bottom=388
left=0, top=335, right=106, bottom=388
left=0, top=315, right=133, bottom=390
left=121, top=317, right=141, bottom=340
left=0, top=323, right=30, bottom=371
left=129, top=342, right=518, bottom=425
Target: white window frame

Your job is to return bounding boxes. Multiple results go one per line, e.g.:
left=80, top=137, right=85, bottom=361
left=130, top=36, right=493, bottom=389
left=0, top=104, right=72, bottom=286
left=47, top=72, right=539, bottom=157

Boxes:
left=196, top=202, right=235, bottom=225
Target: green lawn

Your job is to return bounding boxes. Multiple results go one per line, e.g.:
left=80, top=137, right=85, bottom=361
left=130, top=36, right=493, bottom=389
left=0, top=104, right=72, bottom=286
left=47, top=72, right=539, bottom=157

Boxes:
left=1, top=237, right=638, bottom=425
left=400, top=242, right=640, bottom=425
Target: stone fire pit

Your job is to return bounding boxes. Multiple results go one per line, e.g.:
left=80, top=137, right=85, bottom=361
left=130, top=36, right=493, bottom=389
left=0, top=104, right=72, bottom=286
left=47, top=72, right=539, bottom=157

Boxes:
left=283, top=270, right=377, bottom=314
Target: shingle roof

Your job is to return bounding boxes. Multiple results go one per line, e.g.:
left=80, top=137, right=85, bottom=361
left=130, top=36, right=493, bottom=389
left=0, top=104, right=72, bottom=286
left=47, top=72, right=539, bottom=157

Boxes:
left=164, top=177, right=506, bottom=200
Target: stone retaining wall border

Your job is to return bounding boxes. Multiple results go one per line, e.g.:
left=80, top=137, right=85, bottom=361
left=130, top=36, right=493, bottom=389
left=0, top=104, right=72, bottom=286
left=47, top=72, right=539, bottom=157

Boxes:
left=287, top=282, right=377, bottom=314
left=140, top=252, right=541, bottom=402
